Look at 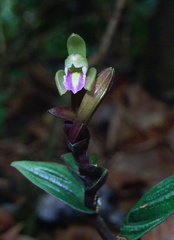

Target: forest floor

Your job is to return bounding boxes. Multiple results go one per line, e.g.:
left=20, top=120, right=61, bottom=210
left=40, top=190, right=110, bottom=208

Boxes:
left=1, top=75, right=174, bottom=240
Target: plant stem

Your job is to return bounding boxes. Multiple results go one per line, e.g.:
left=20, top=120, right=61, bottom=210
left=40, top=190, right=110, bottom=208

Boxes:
left=71, top=90, right=85, bottom=112
left=87, top=214, right=117, bottom=240
left=68, top=118, right=83, bottom=143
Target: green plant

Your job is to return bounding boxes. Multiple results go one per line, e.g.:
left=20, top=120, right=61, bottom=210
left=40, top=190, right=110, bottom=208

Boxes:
left=12, top=34, right=174, bottom=240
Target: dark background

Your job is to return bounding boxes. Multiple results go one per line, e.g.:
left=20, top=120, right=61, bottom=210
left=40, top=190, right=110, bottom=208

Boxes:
left=0, top=0, right=174, bottom=239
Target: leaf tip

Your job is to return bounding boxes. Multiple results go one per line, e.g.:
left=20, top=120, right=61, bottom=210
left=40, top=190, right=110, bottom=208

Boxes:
left=11, top=161, right=18, bottom=168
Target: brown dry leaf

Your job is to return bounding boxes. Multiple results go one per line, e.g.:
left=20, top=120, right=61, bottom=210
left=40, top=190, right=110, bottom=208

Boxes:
left=0, top=224, right=38, bottom=240
left=0, top=174, right=24, bottom=206
left=109, top=147, right=174, bottom=183
left=16, top=236, right=37, bottom=240
left=106, top=84, right=168, bottom=148
left=91, top=83, right=173, bottom=154
left=0, top=224, right=22, bottom=240
left=55, top=225, right=101, bottom=240
left=106, top=171, right=146, bottom=211
left=107, top=171, right=146, bottom=191
left=29, top=118, right=49, bottom=142
left=0, top=209, right=14, bottom=231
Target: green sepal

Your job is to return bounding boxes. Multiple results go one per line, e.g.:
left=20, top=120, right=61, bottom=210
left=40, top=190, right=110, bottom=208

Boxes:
left=55, top=69, right=67, bottom=96
left=89, top=153, right=98, bottom=165
left=67, top=33, right=86, bottom=58
left=11, top=161, right=95, bottom=214
left=61, top=153, right=79, bottom=174
left=85, top=67, right=97, bottom=91
left=119, top=174, right=174, bottom=240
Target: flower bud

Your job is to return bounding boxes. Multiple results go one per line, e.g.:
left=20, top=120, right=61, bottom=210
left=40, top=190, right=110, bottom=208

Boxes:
left=76, top=67, right=115, bottom=123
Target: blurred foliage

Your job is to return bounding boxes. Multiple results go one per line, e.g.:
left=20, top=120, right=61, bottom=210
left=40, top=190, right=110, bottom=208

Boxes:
left=0, top=0, right=160, bottom=72
left=128, top=0, right=160, bottom=56
left=0, top=91, right=12, bottom=136
left=0, top=0, right=170, bottom=138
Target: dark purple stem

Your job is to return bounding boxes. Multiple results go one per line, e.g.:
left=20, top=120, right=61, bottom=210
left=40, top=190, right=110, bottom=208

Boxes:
left=68, top=119, right=84, bottom=143
left=88, top=214, right=117, bottom=240
left=71, top=90, right=85, bottom=112
left=67, top=91, right=116, bottom=240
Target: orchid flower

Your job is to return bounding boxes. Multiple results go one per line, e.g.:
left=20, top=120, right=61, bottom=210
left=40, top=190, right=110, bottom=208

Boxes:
left=55, top=34, right=97, bottom=95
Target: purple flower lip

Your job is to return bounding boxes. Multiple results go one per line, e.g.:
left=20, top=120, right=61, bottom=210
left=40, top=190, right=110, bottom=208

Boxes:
left=62, top=54, right=88, bottom=94
left=63, top=70, right=86, bottom=94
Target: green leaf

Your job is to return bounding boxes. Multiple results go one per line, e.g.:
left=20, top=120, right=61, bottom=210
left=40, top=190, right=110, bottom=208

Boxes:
left=61, top=153, right=79, bottom=174
left=89, top=153, right=98, bottom=165
left=67, top=33, right=86, bottom=57
left=86, top=167, right=108, bottom=192
left=11, top=161, right=95, bottom=214
left=118, top=175, right=174, bottom=240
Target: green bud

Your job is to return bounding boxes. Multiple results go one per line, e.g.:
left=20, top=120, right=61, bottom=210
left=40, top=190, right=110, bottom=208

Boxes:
left=76, top=67, right=115, bottom=123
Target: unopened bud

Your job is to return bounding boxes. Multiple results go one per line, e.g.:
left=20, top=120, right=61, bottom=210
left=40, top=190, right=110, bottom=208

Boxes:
left=76, top=67, right=115, bottom=123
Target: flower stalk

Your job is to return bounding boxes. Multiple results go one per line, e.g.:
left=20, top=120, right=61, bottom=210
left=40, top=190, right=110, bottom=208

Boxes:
left=51, top=34, right=116, bottom=229
left=88, top=214, right=117, bottom=240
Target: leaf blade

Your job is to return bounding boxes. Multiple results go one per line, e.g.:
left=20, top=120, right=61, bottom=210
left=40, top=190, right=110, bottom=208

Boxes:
left=118, top=175, right=174, bottom=240
left=11, top=161, right=95, bottom=214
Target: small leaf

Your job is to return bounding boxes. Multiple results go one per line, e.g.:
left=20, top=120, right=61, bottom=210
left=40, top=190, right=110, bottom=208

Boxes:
left=11, top=161, right=95, bottom=214
left=48, top=107, right=76, bottom=121
left=118, top=175, right=174, bottom=240
left=61, top=153, right=79, bottom=174
left=86, top=167, right=108, bottom=192
left=89, top=153, right=98, bottom=165
left=67, top=33, right=86, bottom=57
